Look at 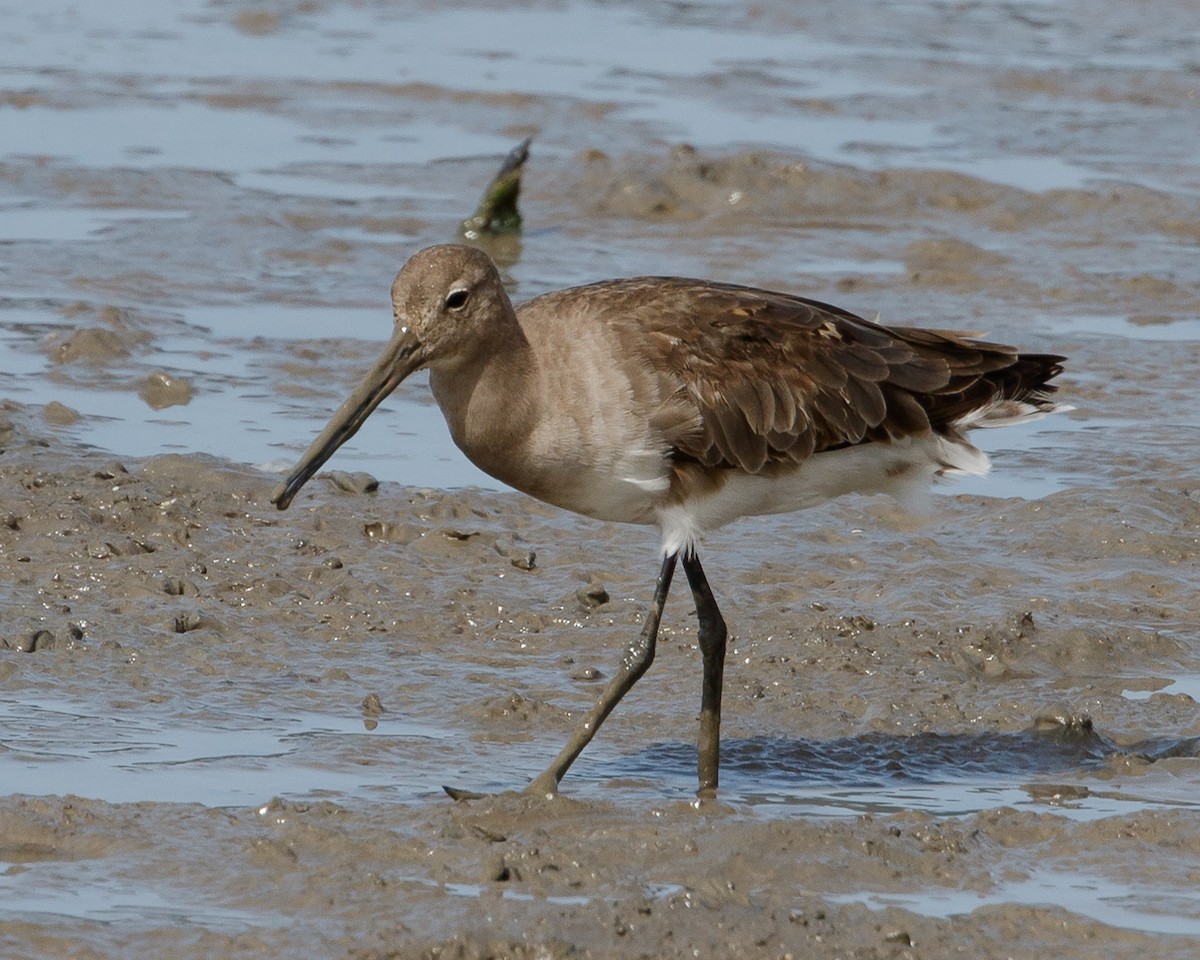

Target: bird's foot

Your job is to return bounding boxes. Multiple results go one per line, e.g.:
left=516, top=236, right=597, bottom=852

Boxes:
left=442, top=773, right=559, bottom=801
left=523, top=771, right=560, bottom=799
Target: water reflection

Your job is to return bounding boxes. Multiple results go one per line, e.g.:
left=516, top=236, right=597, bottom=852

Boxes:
left=604, top=725, right=1200, bottom=818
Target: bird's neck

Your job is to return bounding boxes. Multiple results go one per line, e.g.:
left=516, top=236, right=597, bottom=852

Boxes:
left=428, top=326, right=539, bottom=482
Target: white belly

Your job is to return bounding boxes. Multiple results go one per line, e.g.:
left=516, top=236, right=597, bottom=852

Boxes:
left=654, top=433, right=989, bottom=556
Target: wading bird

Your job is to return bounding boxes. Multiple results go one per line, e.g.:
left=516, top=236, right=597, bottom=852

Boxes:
left=271, top=244, right=1064, bottom=798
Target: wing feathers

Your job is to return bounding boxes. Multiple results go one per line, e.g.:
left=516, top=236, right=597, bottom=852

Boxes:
left=553, top=277, right=1064, bottom=475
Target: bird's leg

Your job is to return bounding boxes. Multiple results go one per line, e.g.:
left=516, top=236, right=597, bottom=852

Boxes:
left=682, top=550, right=728, bottom=797
left=524, top=552, right=678, bottom=797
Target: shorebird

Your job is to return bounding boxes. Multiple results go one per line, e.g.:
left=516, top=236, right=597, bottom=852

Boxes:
left=271, top=244, right=1065, bottom=798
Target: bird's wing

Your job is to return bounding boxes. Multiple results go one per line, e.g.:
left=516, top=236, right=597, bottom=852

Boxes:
left=623, top=279, right=1028, bottom=474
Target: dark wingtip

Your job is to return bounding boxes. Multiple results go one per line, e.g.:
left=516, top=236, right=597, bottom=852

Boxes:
left=1021, top=352, right=1068, bottom=398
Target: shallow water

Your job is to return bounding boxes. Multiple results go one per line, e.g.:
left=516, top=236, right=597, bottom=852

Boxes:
left=2, top=0, right=1200, bottom=957
left=838, top=871, right=1200, bottom=938
left=8, top=691, right=1195, bottom=821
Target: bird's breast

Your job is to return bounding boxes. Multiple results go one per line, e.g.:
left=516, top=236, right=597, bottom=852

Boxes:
left=431, top=345, right=674, bottom=527
left=487, top=416, right=671, bottom=526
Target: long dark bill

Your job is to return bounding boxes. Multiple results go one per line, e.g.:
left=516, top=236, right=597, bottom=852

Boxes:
left=270, top=327, right=424, bottom=510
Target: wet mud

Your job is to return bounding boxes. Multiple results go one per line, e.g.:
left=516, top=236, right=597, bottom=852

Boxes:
left=4, top=0, right=1200, bottom=956
left=3, top=328, right=1200, bottom=958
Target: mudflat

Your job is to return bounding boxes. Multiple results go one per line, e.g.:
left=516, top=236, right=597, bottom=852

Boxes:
left=4, top=0, right=1200, bottom=955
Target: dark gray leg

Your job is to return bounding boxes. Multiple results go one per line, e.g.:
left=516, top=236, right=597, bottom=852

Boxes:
left=682, top=550, right=727, bottom=796
left=524, top=551, right=679, bottom=796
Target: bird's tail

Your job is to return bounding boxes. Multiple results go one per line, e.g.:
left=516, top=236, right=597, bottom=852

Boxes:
left=954, top=353, right=1068, bottom=429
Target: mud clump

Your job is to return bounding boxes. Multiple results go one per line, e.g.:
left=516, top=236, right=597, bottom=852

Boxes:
left=139, top=370, right=194, bottom=409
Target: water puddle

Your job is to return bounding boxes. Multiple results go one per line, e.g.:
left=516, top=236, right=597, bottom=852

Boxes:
left=583, top=727, right=1200, bottom=821
left=836, top=870, right=1200, bottom=937
left=0, top=697, right=453, bottom=807
left=441, top=880, right=591, bottom=908
left=0, top=859, right=279, bottom=933
left=1123, top=675, right=1200, bottom=702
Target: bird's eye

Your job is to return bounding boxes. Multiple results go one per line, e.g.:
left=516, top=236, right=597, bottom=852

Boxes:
left=444, top=288, right=470, bottom=311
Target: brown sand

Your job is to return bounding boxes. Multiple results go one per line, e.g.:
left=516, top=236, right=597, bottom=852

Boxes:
left=3, top=13, right=1200, bottom=948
